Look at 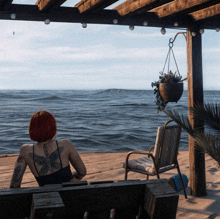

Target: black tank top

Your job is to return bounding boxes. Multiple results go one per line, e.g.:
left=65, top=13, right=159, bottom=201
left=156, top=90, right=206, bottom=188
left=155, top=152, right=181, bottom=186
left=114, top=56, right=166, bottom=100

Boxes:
left=33, top=140, right=73, bottom=187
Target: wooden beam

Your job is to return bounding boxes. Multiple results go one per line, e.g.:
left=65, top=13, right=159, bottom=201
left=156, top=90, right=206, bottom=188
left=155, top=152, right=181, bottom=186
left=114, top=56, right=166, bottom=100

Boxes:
left=113, top=0, right=174, bottom=16
left=197, top=13, right=220, bottom=29
left=1, top=3, right=220, bottom=29
left=190, top=3, right=220, bottom=20
left=187, top=29, right=206, bottom=197
left=36, top=0, right=67, bottom=12
left=0, top=0, right=13, bottom=10
left=152, top=0, right=219, bottom=18
left=75, top=0, right=118, bottom=14
left=0, top=4, right=193, bottom=28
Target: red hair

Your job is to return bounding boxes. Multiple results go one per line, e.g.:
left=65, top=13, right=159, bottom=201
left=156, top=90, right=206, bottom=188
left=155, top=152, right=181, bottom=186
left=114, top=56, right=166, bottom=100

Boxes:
left=29, top=111, right=57, bottom=143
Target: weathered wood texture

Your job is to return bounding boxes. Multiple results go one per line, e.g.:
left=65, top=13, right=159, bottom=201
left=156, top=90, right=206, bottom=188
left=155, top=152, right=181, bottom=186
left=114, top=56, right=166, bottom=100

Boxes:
left=113, top=0, right=174, bottom=16
left=151, top=0, right=220, bottom=18
left=76, top=0, right=119, bottom=13
left=0, top=179, right=178, bottom=219
left=145, top=180, right=179, bottom=218
left=0, top=152, right=179, bottom=189
left=0, top=0, right=219, bottom=28
left=0, top=5, right=191, bottom=28
left=31, top=192, right=66, bottom=219
left=190, top=3, right=220, bottom=20
left=187, top=29, right=206, bottom=197
left=36, top=0, right=67, bottom=12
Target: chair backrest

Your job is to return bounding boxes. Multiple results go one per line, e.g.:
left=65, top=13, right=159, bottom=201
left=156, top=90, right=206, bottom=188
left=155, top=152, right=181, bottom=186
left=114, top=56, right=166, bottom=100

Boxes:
left=153, top=120, right=181, bottom=169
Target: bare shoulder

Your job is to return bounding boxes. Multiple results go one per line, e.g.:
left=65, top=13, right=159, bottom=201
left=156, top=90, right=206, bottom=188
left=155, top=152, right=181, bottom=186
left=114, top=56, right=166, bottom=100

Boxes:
left=57, top=139, right=74, bottom=147
left=20, top=144, right=33, bottom=156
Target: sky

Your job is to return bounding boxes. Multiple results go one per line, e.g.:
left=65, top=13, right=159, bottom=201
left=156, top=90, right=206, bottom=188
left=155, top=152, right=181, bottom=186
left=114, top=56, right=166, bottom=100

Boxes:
left=0, top=0, right=220, bottom=90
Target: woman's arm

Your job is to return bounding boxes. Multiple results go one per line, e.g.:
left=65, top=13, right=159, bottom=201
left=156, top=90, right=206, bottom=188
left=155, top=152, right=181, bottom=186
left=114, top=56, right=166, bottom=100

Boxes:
left=10, top=146, right=27, bottom=188
left=66, top=140, right=87, bottom=180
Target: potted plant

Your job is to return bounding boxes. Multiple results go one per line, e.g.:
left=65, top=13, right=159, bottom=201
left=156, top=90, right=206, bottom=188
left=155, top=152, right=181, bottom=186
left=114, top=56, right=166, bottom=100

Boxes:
left=152, top=70, right=186, bottom=112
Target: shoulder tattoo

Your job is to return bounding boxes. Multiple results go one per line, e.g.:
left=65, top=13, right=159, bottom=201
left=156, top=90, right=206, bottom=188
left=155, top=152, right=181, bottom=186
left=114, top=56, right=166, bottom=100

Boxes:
left=29, top=146, right=64, bottom=176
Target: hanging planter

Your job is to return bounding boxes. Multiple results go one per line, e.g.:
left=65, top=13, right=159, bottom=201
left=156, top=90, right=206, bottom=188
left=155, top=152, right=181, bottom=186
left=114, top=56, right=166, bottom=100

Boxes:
left=159, top=81, right=183, bottom=102
left=152, top=38, right=187, bottom=112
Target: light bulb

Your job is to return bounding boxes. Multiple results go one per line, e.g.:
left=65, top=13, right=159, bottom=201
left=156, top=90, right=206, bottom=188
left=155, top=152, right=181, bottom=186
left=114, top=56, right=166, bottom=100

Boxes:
left=113, top=19, right=118, bottom=24
left=174, top=22, right=178, bottom=27
left=129, top=25, right=134, bottom=31
left=44, top=19, right=50, bottom=25
left=10, top=14, right=16, bottom=20
left=161, top=27, right=166, bottom=35
left=82, top=23, right=87, bottom=28
left=191, top=32, right=196, bottom=37
left=143, top=21, right=148, bottom=26
left=216, top=27, right=220, bottom=32
left=199, top=29, right=204, bottom=34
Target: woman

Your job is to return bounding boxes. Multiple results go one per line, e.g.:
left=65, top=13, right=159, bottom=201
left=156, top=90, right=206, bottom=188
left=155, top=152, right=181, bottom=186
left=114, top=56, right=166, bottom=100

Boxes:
left=10, top=111, right=86, bottom=188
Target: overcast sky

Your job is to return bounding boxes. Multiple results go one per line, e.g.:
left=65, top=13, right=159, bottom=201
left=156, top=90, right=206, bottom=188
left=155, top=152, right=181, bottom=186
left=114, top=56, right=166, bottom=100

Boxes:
left=0, top=0, right=220, bottom=90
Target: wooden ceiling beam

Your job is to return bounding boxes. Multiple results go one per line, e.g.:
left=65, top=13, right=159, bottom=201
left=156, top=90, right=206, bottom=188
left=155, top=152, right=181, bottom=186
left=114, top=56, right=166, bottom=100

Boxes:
left=151, top=0, right=219, bottom=18
left=1, top=3, right=220, bottom=29
left=190, top=3, right=220, bottom=21
left=0, top=0, right=13, bottom=10
left=0, top=4, right=194, bottom=28
left=198, top=13, right=220, bottom=29
left=36, top=0, right=67, bottom=12
left=113, top=0, right=174, bottom=16
left=75, top=0, right=118, bottom=14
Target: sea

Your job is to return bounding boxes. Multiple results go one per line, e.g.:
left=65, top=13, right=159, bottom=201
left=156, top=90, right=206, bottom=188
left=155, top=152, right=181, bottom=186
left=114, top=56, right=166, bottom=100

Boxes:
left=0, top=89, right=219, bottom=155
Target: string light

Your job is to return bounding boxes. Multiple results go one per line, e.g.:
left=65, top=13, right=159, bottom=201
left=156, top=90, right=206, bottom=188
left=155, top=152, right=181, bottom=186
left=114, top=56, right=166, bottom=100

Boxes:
left=129, top=25, right=134, bottom=31
left=174, top=22, right=178, bottom=27
left=143, top=21, right=148, bottom=26
left=199, top=29, right=204, bottom=34
left=161, top=27, right=166, bottom=35
left=44, top=19, right=50, bottom=25
left=191, top=32, right=196, bottom=37
left=10, top=14, right=16, bottom=20
left=113, top=19, right=118, bottom=24
left=82, top=23, right=87, bottom=28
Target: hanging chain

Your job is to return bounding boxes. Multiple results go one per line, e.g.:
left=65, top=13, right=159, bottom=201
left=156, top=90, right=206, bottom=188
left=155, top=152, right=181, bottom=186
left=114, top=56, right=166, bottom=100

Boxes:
left=161, top=33, right=186, bottom=75
left=162, top=39, right=174, bottom=74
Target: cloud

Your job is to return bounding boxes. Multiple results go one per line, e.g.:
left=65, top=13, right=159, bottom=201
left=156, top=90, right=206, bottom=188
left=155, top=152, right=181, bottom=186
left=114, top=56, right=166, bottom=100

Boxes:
left=0, top=19, right=219, bottom=90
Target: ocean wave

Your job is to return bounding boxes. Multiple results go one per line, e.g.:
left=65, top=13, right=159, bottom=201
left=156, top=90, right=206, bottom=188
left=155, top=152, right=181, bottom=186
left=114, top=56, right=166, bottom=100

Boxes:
left=110, top=103, right=150, bottom=107
left=0, top=93, right=26, bottom=100
left=0, top=90, right=216, bottom=154
left=27, top=95, right=64, bottom=101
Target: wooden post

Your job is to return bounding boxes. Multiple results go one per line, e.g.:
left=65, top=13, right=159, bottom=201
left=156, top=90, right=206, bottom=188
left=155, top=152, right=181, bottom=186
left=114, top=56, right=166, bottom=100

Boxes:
left=187, top=28, right=207, bottom=196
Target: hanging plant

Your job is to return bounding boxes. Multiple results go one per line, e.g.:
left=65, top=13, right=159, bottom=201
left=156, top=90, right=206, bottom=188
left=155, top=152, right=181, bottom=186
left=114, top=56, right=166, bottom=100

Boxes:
left=152, top=38, right=187, bottom=113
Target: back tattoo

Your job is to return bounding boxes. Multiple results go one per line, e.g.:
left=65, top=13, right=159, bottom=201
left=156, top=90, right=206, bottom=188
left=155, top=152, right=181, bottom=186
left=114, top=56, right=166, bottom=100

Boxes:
left=29, top=144, right=64, bottom=176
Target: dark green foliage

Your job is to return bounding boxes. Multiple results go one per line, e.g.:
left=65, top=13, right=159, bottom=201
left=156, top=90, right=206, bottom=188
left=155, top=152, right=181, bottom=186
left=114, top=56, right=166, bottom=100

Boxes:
left=159, top=71, right=184, bottom=83
left=164, top=103, right=220, bottom=167
left=152, top=70, right=186, bottom=113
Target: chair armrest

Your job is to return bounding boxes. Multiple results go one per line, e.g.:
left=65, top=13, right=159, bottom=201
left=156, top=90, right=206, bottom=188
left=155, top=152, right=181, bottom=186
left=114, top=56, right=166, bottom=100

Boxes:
left=125, top=151, right=157, bottom=172
left=148, top=146, right=155, bottom=153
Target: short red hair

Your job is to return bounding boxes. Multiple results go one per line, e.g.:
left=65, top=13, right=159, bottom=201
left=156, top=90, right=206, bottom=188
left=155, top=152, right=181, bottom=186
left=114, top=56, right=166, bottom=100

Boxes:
left=29, top=111, right=57, bottom=143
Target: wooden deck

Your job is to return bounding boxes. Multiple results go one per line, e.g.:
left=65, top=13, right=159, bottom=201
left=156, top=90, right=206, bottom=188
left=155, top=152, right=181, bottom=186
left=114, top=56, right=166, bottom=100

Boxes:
left=0, top=151, right=189, bottom=189
left=3, top=151, right=220, bottom=219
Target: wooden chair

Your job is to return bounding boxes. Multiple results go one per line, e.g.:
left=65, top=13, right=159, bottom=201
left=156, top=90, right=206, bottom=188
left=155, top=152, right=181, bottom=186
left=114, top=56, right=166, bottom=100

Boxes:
left=124, top=120, right=187, bottom=199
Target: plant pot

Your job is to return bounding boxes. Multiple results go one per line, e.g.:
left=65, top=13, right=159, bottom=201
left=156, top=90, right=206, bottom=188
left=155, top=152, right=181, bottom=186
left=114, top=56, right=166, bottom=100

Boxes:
left=159, top=82, right=183, bottom=102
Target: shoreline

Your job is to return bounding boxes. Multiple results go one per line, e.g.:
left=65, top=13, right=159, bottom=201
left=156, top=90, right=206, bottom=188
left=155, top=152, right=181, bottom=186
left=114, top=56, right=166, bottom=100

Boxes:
left=0, top=149, right=190, bottom=157
left=1, top=151, right=220, bottom=218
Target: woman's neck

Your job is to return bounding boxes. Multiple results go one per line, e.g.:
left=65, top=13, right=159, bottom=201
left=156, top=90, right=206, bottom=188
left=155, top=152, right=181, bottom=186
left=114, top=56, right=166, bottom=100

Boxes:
left=37, top=139, right=53, bottom=146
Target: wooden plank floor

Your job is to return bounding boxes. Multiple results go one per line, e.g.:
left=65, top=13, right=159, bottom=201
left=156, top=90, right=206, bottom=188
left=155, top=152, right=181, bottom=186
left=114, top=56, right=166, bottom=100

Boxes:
left=3, top=151, right=220, bottom=219
left=0, top=152, right=188, bottom=189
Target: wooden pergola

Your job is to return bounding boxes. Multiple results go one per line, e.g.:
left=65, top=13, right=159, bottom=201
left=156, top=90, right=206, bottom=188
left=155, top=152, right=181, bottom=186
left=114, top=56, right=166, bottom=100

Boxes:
left=1, top=0, right=220, bottom=197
